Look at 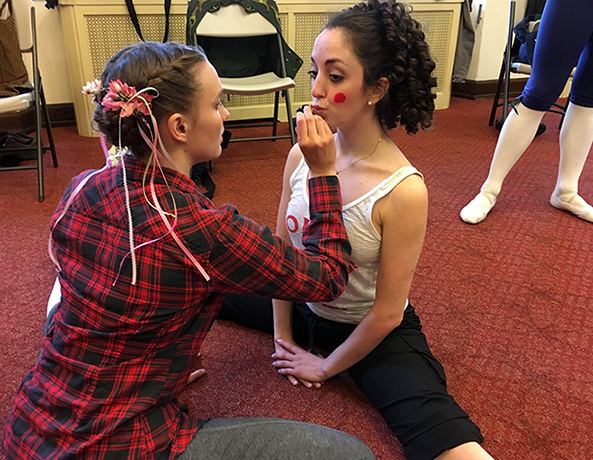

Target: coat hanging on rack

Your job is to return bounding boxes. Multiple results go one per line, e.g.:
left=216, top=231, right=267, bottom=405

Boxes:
left=0, top=0, right=32, bottom=96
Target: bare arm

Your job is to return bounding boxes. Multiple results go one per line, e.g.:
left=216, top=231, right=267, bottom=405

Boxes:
left=273, top=174, right=428, bottom=382
left=272, top=146, right=303, bottom=346
left=272, top=106, right=336, bottom=387
left=273, top=139, right=329, bottom=387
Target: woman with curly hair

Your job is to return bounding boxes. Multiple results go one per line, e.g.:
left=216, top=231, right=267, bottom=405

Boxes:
left=219, top=1, right=494, bottom=459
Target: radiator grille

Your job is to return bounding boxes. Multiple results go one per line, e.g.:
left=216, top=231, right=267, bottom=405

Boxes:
left=84, top=9, right=452, bottom=111
left=86, top=15, right=186, bottom=79
left=290, top=10, right=452, bottom=106
left=293, top=13, right=331, bottom=104
left=410, top=10, right=453, bottom=96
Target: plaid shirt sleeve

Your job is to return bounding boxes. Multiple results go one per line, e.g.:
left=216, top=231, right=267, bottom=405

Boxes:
left=207, top=175, right=352, bottom=300
left=2, top=164, right=351, bottom=460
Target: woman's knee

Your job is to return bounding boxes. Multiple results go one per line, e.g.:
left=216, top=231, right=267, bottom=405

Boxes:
left=181, top=417, right=376, bottom=460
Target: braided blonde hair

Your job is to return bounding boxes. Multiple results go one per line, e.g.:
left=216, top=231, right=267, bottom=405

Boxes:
left=93, top=42, right=207, bottom=158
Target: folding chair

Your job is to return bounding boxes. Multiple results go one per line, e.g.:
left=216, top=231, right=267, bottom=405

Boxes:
left=194, top=3, right=296, bottom=147
left=0, top=0, right=57, bottom=202
left=488, top=0, right=569, bottom=131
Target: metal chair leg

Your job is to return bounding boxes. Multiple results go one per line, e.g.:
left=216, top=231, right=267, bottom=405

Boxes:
left=272, top=91, right=280, bottom=140
left=489, top=62, right=506, bottom=126
left=35, top=100, right=44, bottom=202
left=557, top=101, right=568, bottom=129
left=40, top=85, right=58, bottom=167
left=284, top=89, right=295, bottom=146
left=501, top=1, right=516, bottom=127
left=489, top=1, right=515, bottom=128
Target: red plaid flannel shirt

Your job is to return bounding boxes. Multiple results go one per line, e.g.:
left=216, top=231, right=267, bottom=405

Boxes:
left=3, top=155, right=351, bottom=459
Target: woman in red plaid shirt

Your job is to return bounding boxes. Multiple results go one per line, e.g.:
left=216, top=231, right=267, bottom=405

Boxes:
left=2, top=41, right=375, bottom=460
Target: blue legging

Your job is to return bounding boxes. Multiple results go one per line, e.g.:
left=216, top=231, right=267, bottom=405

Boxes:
left=522, top=0, right=593, bottom=110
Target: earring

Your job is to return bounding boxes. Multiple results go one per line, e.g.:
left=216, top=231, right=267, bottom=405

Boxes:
left=368, top=101, right=373, bottom=105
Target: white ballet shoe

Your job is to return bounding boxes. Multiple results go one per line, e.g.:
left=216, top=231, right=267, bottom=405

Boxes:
left=460, top=192, right=497, bottom=224
left=550, top=192, right=593, bottom=223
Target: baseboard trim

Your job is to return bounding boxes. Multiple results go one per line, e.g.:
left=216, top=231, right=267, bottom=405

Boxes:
left=48, top=103, right=77, bottom=127
left=0, top=103, right=76, bottom=133
left=452, top=78, right=529, bottom=100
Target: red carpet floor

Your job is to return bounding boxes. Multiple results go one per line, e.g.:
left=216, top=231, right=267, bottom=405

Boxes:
left=1, top=98, right=592, bottom=459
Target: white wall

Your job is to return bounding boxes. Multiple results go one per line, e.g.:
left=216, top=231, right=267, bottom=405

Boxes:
left=30, top=0, right=526, bottom=105
left=22, top=1, right=73, bottom=104
left=467, top=0, right=527, bottom=82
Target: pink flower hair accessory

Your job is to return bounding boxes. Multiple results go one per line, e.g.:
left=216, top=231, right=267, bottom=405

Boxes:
left=81, top=79, right=102, bottom=103
left=101, top=79, right=156, bottom=117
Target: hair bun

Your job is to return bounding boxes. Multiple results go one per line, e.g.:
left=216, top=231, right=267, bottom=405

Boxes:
left=92, top=42, right=207, bottom=158
left=326, top=0, right=437, bottom=133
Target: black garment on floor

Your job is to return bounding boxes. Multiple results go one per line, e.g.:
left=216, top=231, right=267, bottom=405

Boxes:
left=190, top=163, right=215, bottom=199
left=0, top=131, right=36, bottom=167
left=189, top=129, right=231, bottom=199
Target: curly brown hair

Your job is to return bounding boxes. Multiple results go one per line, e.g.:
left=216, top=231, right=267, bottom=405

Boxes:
left=93, top=42, right=207, bottom=158
left=325, top=0, right=437, bottom=134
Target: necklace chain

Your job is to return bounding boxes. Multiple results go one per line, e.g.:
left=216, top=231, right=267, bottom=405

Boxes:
left=336, top=136, right=383, bottom=175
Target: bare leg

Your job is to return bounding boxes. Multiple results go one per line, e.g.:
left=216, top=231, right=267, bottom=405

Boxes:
left=551, top=103, right=593, bottom=222
left=460, top=103, right=545, bottom=224
left=435, top=442, right=494, bottom=460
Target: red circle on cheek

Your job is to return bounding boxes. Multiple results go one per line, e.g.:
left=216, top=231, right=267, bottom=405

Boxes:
left=334, top=93, right=347, bottom=104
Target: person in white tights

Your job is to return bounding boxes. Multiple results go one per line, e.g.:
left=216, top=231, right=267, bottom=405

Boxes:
left=460, top=0, right=593, bottom=224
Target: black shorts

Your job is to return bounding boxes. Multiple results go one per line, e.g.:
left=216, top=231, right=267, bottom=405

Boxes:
left=219, top=294, right=484, bottom=460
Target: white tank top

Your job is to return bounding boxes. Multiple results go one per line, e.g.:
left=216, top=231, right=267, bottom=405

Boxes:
left=286, top=158, right=423, bottom=324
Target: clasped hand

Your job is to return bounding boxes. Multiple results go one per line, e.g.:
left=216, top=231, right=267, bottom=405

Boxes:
left=272, top=339, right=327, bottom=389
